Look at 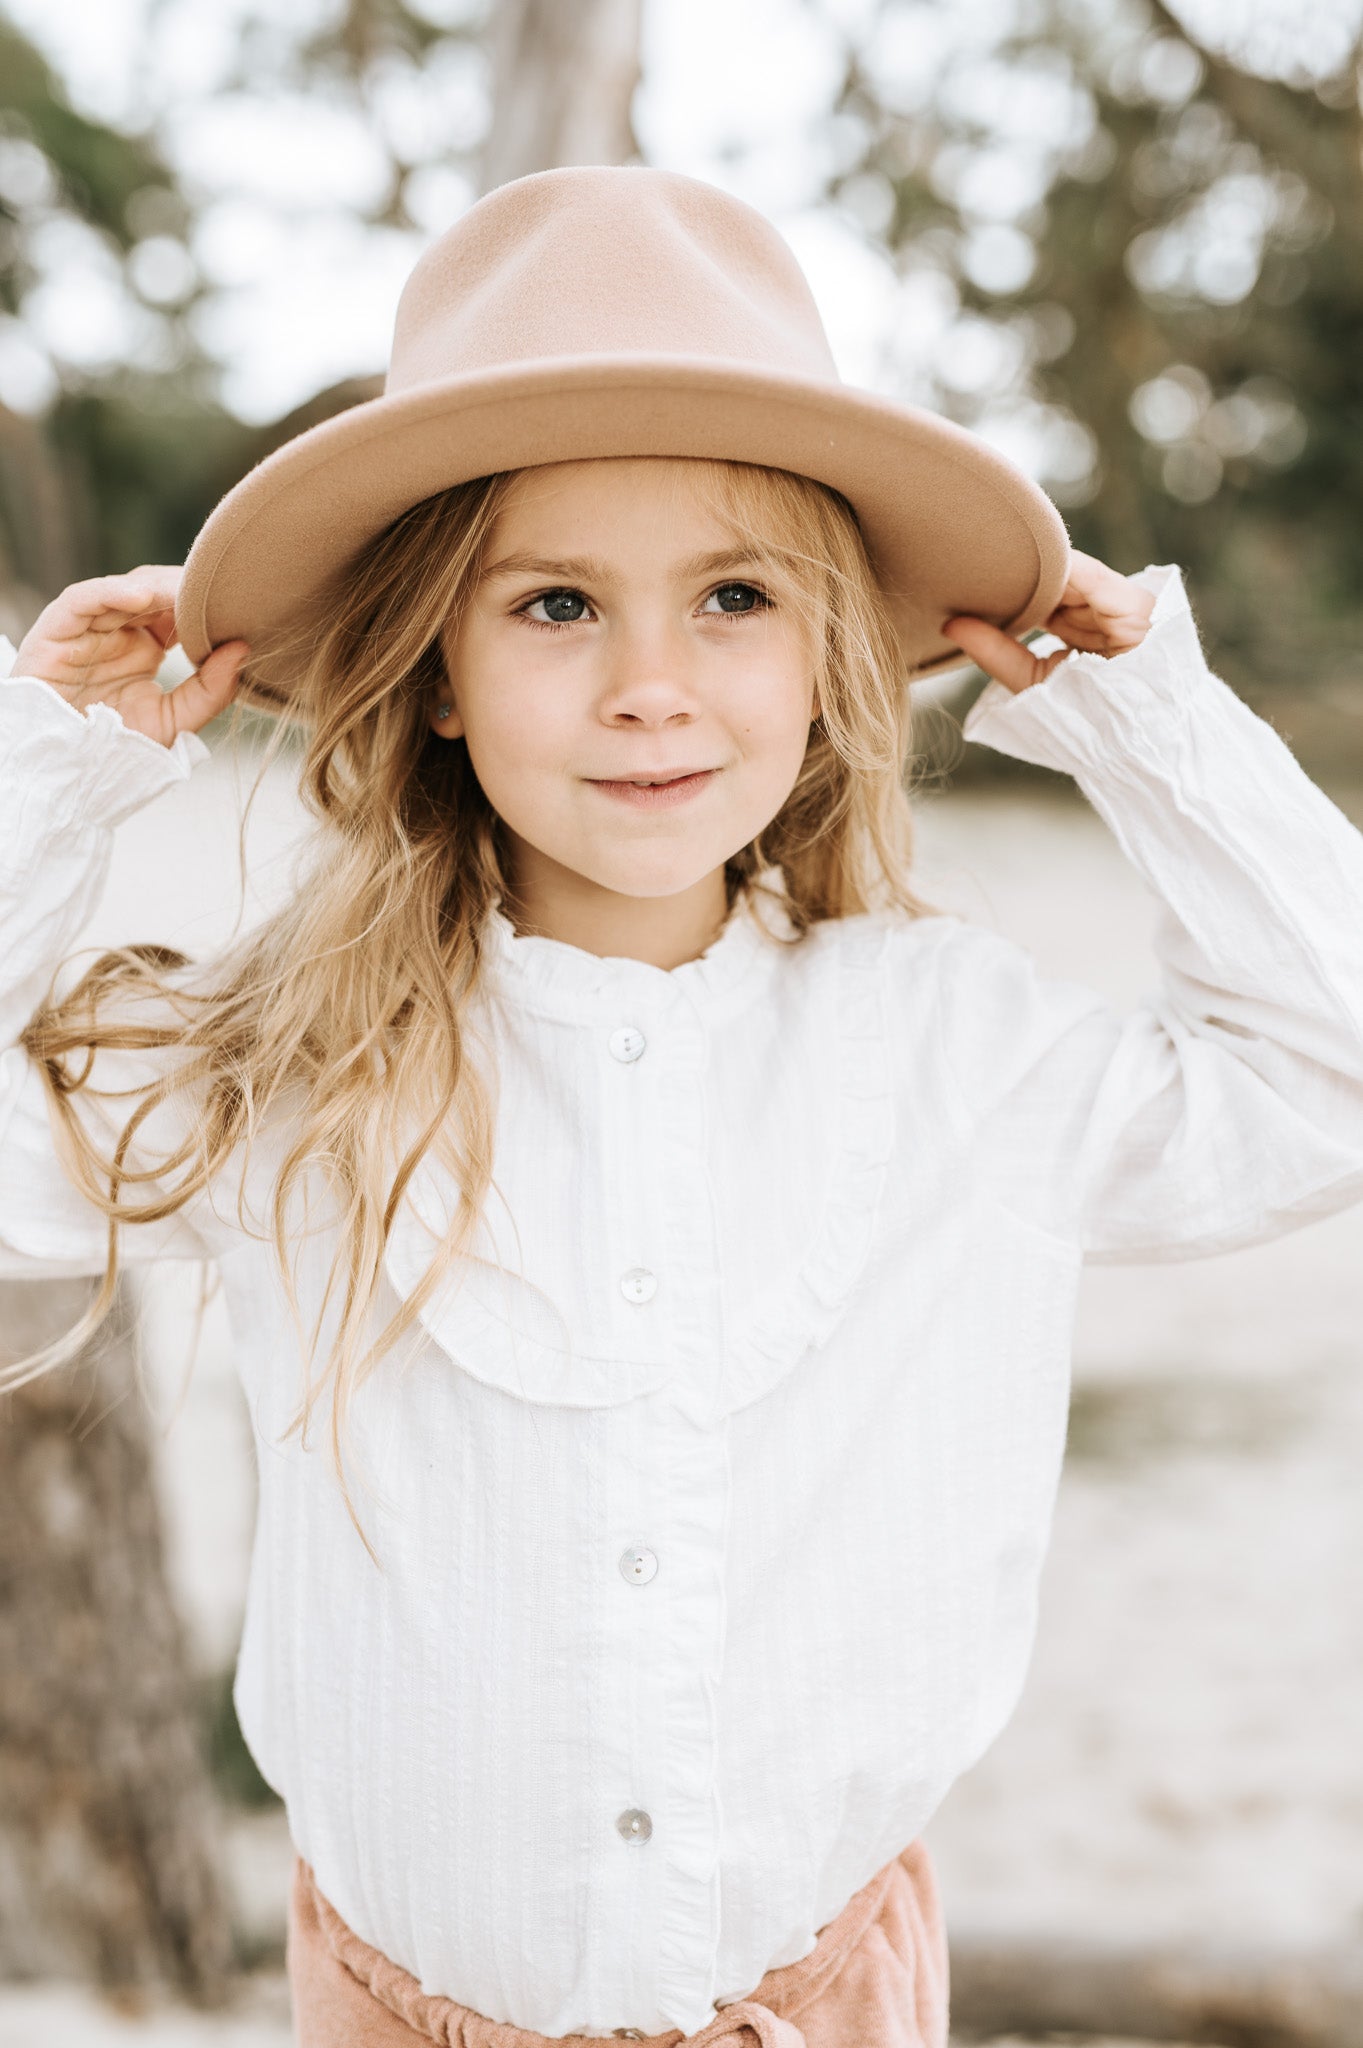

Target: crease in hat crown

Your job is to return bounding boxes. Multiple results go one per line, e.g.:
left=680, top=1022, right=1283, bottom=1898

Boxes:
left=177, top=161, right=1070, bottom=703
left=385, top=166, right=842, bottom=393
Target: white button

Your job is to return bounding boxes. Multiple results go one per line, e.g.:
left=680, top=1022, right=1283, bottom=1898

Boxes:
left=619, top=1545, right=658, bottom=1585
left=608, top=1025, right=646, bottom=1063
left=616, top=1807, right=652, bottom=1843
left=619, top=1267, right=657, bottom=1305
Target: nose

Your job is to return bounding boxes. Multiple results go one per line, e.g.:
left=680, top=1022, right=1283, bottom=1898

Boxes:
left=596, top=617, right=700, bottom=729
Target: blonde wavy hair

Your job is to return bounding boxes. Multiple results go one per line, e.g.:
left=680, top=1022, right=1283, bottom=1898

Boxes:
left=14, top=457, right=926, bottom=1557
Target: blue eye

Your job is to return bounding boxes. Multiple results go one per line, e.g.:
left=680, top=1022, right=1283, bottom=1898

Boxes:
left=526, top=589, right=589, bottom=624
left=703, top=582, right=765, bottom=615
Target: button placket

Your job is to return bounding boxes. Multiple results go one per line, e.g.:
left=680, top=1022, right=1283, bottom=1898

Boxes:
left=602, top=996, right=661, bottom=1330
left=597, top=1408, right=671, bottom=1967
left=594, top=997, right=675, bottom=1922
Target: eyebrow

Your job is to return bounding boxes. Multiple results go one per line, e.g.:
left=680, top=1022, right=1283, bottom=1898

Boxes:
left=480, top=552, right=611, bottom=584
left=479, top=547, right=771, bottom=585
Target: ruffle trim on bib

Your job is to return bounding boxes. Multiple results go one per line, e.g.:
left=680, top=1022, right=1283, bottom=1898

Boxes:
left=383, top=1165, right=678, bottom=1409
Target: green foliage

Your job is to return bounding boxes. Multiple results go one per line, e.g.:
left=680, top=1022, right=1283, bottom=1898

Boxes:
left=0, top=15, right=240, bottom=614
left=198, top=1667, right=281, bottom=1811
left=44, top=379, right=247, bottom=570
left=833, top=0, right=1363, bottom=747
left=155, top=0, right=488, bottom=233
left=0, top=1, right=488, bottom=633
left=0, top=24, right=188, bottom=314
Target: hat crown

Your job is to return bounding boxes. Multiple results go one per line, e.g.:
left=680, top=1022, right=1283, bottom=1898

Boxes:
left=387, top=166, right=840, bottom=394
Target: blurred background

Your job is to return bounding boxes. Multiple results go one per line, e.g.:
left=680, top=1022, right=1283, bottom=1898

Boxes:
left=0, top=1, right=1361, bottom=2043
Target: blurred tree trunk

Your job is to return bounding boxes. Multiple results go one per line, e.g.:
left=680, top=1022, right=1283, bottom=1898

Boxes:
left=0, top=393, right=237, bottom=2007
left=0, top=20, right=243, bottom=2010
left=0, top=1279, right=233, bottom=2004
left=479, top=0, right=641, bottom=193
left=0, top=406, right=84, bottom=644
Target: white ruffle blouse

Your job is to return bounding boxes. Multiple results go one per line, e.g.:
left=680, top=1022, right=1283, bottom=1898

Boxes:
left=2, top=567, right=1363, bottom=2037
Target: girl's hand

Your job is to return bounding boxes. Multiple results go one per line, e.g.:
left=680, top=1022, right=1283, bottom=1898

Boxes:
left=941, top=550, right=1157, bottom=695
left=13, top=566, right=249, bottom=746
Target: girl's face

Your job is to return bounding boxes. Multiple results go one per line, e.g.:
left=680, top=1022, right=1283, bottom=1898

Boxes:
left=435, top=459, right=817, bottom=947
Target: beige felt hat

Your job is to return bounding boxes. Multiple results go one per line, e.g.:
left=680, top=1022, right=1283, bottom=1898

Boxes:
left=177, top=165, right=1070, bottom=708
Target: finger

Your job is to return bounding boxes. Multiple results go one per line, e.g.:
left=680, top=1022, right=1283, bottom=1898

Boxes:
left=1054, top=555, right=1156, bottom=632
left=1049, top=598, right=1154, bottom=654
left=52, top=570, right=184, bottom=635
left=167, top=640, right=250, bottom=735
left=1057, top=548, right=1123, bottom=602
left=61, top=646, right=172, bottom=692
left=1045, top=616, right=1117, bottom=654
left=139, top=608, right=181, bottom=652
left=88, top=591, right=180, bottom=634
left=941, top=616, right=1045, bottom=694
left=79, top=607, right=179, bottom=656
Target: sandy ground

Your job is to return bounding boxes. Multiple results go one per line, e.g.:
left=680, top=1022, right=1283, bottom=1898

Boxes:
left=5, top=741, right=1361, bottom=2038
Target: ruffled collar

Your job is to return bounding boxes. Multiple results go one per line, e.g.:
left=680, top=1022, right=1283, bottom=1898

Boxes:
left=481, top=875, right=798, bottom=1025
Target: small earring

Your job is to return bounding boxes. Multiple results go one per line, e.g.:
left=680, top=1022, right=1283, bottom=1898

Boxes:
left=436, top=703, right=452, bottom=720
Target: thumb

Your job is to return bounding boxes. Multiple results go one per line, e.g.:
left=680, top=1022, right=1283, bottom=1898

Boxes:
left=167, top=639, right=251, bottom=736
left=941, top=615, right=1072, bottom=696
left=941, top=615, right=1039, bottom=694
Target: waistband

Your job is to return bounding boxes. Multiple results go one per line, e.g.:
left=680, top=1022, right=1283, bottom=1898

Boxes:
left=301, top=1841, right=929, bottom=2044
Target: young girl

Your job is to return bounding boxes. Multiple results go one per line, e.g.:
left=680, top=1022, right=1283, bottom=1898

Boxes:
left=3, top=167, right=1362, bottom=2048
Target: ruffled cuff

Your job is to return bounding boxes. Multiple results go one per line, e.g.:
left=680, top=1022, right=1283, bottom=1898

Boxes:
left=960, top=565, right=1208, bottom=776
left=0, top=633, right=209, bottom=842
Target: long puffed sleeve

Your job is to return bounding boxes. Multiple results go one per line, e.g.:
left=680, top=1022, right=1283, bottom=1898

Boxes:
left=935, top=567, right=1363, bottom=1260
left=0, top=636, right=227, bottom=1277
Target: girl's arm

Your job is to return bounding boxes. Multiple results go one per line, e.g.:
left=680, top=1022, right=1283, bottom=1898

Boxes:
left=933, top=564, right=1363, bottom=1260
left=0, top=579, right=247, bottom=1278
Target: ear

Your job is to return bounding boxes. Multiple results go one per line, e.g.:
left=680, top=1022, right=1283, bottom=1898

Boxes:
left=432, top=627, right=466, bottom=737
left=430, top=694, right=465, bottom=739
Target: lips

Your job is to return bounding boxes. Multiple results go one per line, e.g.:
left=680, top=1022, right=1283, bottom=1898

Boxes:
left=585, top=768, right=718, bottom=810
left=589, top=770, right=713, bottom=785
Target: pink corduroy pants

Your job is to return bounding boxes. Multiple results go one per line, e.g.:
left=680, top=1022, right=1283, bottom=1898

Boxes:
left=286, top=1842, right=949, bottom=2048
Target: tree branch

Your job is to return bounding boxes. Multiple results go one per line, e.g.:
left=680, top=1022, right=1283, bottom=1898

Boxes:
left=1147, top=0, right=1363, bottom=241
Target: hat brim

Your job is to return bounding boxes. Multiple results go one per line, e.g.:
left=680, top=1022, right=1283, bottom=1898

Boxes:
left=177, top=356, right=1070, bottom=711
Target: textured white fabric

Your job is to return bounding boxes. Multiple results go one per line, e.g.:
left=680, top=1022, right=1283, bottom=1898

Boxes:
left=3, top=567, right=1363, bottom=2037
